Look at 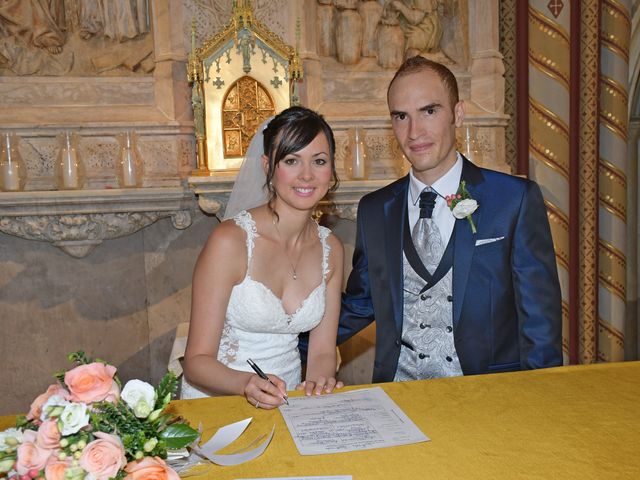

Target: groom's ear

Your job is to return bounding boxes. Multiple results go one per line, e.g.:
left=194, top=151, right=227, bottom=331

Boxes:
left=261, top=154, right=269, bottom=174
left=453, top=100, right=465, bottom=127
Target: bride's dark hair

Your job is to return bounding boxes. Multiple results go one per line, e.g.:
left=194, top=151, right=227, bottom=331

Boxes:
left=263, top=106, right=339, bottom=213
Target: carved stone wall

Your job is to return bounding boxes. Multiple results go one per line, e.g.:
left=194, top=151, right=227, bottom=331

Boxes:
left=301, top=0, right=508, bottom=173
left=0, top=0, right=200, bottom=415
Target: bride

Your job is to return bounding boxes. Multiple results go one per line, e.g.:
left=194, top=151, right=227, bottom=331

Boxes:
left=182, top=106, right=344, bottom=409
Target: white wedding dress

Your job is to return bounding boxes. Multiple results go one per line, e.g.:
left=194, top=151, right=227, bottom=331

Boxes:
left=181, top=210, right=331, bottom=399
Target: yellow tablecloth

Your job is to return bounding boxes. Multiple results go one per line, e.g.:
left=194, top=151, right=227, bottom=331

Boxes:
left=2, top=362, right=639, bottom=478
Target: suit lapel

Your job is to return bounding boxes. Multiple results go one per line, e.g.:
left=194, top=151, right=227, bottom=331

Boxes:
left=452, top=157, right=484, bottom=328
left=383, top=176, right=408, bottom=336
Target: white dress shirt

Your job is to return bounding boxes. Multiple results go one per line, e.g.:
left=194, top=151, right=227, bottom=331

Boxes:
left=407, top=152, right=464, bottom=246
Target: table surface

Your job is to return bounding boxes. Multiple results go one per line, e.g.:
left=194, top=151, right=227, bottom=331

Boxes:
left=3, top=362, right=639, bottom=479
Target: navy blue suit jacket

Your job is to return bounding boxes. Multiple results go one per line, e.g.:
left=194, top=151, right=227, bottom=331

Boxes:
left=338, top=158, right=563, bottom=383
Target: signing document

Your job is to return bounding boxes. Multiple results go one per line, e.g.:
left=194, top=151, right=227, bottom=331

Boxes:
left=280, top=387, right=429, bottom=455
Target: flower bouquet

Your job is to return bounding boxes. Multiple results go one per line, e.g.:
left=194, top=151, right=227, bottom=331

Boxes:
left=0, top=352, right=198, bottom=480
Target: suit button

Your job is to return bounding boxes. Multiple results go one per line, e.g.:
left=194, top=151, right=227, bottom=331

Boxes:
left=446, top=326, right=453, bottom=333
left=420, top=294, right=428, bottom=301
left=445, top=356, right=453, bottom=362
left=447, top=295, right=453, bottom=302
left=418, top=353, right=427, bottom=359
left=419, top=323, right=431, bottom=329
left=395, top=339, right=401, bottom=347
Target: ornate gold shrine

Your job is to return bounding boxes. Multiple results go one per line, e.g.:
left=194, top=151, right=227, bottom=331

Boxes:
left=187, top=0, right=303, bottom=175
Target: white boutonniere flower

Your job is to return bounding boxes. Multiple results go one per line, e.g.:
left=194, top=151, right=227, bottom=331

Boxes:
left=446, top=181, right=478, bottom=234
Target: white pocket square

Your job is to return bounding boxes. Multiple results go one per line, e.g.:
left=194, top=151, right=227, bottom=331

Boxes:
left=475, top=236, right=505, bottom=246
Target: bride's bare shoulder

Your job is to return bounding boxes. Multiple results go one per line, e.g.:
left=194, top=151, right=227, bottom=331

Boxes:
left=201, top=217, right=247, bottom=257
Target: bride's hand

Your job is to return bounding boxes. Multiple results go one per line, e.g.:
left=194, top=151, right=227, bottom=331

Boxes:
left=244, top=374, right=288, bottom=409
left=297, top=377, right=344, bottom=396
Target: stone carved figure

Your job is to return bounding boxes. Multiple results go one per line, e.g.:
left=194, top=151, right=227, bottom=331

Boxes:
left=0, top=0, right=66, bottom=53
left=0, top=0, right=151, bottom=75
left=387, top=0, right=443, bottom=58
left=377, top=2, right=405, bottom=69
left=334, top=0, right=362, bottom=65
left=0, top=0, right=72, bottom=75
left=77, top=0, right=149, bottom=42
left=358, top=0, right=383, bottom=58
left=318, top=0, right=453, bottom=68
left=316, top=0, right=335, bottom=57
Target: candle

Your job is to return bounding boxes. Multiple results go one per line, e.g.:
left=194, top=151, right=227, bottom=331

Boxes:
left=119, top=132, right=141, bottom=188
left=0, top=161, right=20, bottom=191
left=61, top=148, right=79, bottom=189
left=350, top=127, right=367, bottom=180
left=121, top=150, right=137, bottom=187
left=0, top=133, right=24, bottom=191
left=59, top=133, right=79, bottom=189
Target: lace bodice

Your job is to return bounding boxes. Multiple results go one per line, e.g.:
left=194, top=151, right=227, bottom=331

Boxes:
left=181, top=210, right=331, bottom=399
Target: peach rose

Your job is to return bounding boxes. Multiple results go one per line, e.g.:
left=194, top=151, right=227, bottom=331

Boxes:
left=79, top=432, right=126, bottom=480
left=64, top=362, right=120, bottom=403
left=15, top=432, right=52, bottom=476
left=124, top=456, right=180, bottom=480
left=36, top=420, right=60, bottom=450
left=45, top=459, right=71, bottom=480
left=26, top=384, right=69, bottom=423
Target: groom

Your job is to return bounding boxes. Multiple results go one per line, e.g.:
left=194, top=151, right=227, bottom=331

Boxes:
left=338, top=56, right=562, bottom=383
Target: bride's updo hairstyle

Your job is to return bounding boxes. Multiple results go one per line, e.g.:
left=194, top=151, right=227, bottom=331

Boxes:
left=263, top=106, right=339, bottom=212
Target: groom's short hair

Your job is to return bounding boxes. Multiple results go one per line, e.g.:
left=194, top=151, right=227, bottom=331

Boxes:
left=387, top=56, right=460, bottom=111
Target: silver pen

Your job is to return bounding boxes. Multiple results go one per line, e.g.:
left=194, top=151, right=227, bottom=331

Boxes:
left=246, top=358, right=289, bottom=405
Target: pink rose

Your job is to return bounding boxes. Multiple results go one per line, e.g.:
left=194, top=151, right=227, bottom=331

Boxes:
left=45, top=459, right=71, bottom=480
left=36, top=420, right=61, bottom=450
left=15, top=435, right=52, bottom=476
left=26, top=384, right=69, bottom=423
left=124, top=456, right=180, bottom=480
left=64, top=362, right=120, bottom=403
left=79, top=432, right=126, bottom=480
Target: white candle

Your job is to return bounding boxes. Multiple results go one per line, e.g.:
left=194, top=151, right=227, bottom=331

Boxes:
left=350, top=128, right=367, bottom=180
left=1, top=162, right=20, bottom=191
left=61, top=147, right=79, bottom=189
left=121, top=150, right=137, bottom=187
left=119, top=132, right=140, bottom=187
left=1, top=134, right=22, bottom=191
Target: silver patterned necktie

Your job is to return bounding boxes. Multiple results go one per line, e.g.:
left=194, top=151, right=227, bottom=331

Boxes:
left=411, top=188, right=445, bottom=274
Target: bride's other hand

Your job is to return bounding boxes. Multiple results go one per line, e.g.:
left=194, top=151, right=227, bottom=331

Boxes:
left=297, top=377, right=344, bottom=396
left=244, top=374, right=287, bottom=409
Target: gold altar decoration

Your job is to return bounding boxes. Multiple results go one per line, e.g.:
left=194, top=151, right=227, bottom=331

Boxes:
left=187, top=0, right=303, bottom=175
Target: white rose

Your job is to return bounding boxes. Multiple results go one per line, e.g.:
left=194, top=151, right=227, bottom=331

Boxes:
left=0, top=428, right=23, bottom=452
left=452, top=199, right=478, bottom=219
left=40, top=394, right=70, bottom=421
left=121, top=379, right=157, bottom=418
left=58, top=402, right=90, bottom=435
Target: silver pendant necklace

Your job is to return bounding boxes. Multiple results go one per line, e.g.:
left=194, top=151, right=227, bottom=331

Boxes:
left=273, top=217, right=308, bottom=280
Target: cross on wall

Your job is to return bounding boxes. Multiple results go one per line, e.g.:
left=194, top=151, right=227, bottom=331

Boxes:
left=547, top=0, right=564, bottom=18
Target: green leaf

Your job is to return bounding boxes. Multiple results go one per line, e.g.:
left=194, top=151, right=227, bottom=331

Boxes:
left=155, top=372, right=178, bottom=409
left=68, top=351, right=90, bottom=365
left=159, top=423, right=199, bottom=449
